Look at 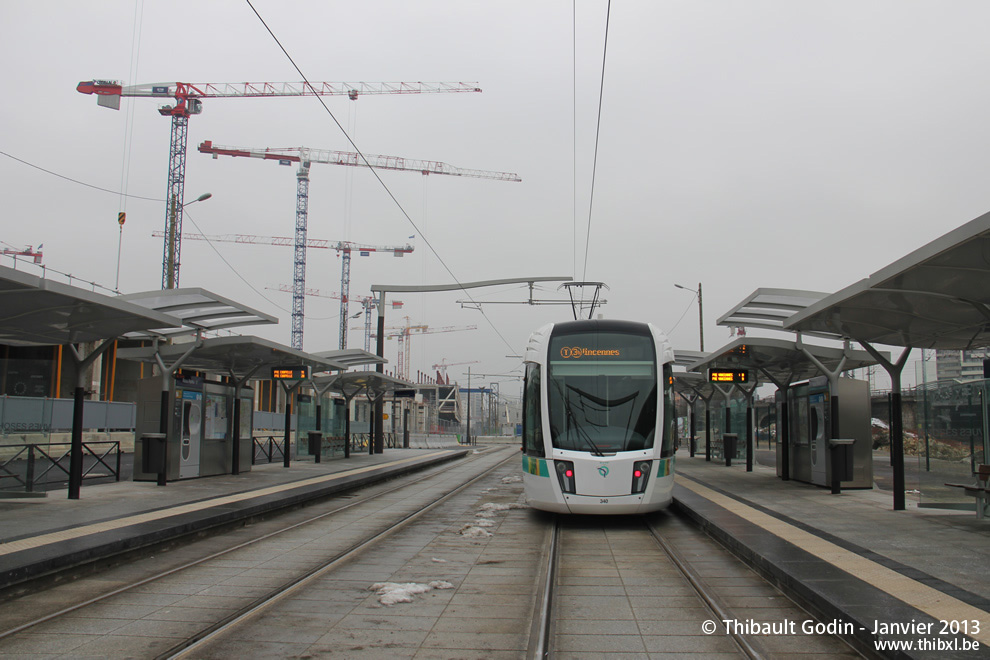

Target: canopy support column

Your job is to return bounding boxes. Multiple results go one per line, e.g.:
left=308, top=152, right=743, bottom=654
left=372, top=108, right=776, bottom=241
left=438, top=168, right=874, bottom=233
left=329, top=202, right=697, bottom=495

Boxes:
left=759, top=367, right=794, bottom=481
left=859, top=343, right=912, bottom=510
left=66, top=339, right=115, bottom=500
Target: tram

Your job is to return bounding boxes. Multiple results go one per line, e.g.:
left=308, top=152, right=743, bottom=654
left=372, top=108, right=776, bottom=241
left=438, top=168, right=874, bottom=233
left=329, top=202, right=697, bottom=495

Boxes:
left=521, top=319, right=676, bottom=514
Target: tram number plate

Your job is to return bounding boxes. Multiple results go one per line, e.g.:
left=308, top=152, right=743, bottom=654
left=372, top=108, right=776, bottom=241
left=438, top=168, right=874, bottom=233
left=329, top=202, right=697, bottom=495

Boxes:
left=600, top=498, right=609, bottom=504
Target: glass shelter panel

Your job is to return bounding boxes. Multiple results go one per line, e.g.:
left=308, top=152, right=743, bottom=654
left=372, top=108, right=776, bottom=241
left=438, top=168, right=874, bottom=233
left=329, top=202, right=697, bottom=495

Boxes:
left=915, top=380, right=989, bottom=509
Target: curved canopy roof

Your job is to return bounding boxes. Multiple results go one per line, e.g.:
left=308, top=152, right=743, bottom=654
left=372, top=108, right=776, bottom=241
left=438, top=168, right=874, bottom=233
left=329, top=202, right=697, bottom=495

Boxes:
left=312, top=371, right=414, bottom=398
left=0, top=265, right=181, bottom=346
left=117, top=335, right=346, bottom=379
left=784, top=210, right=990, bottom=349
left=117, top=288, right=277, bottom=338
left=717, top=288, right=829, bottom=336
left=687, top=337, right=885, bottom=388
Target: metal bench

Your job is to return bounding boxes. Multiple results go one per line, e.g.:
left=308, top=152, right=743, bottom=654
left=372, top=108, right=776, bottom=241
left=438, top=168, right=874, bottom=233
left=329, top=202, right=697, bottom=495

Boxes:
left=945, top=464, right=990, bottom=519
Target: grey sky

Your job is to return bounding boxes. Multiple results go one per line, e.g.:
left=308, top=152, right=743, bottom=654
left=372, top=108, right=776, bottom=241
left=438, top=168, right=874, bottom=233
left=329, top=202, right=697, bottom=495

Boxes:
left=2, top=1, right=988, bottom=390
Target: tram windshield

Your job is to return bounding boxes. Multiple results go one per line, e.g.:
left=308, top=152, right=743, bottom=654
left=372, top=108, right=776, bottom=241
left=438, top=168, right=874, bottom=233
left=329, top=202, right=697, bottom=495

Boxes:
left=547, top=330, right=657, bottom=454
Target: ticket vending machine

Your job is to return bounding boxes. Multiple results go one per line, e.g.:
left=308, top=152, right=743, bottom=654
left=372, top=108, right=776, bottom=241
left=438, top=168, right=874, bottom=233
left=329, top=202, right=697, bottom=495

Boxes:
left=178, top=386, right=203, bottom=479
left=777, top=376, right=872, bottom=489
left=134, top=374, right=253, bottom=481
left=808, top=380, right=829, bottom=487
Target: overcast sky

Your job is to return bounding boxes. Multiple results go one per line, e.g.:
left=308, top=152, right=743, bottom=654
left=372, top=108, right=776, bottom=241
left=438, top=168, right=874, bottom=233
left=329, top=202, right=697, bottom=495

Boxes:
left=3, top=1, right=989, bottom=393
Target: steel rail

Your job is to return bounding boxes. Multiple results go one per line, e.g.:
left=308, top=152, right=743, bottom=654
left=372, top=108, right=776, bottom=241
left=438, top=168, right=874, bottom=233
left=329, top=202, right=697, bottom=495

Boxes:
left=0, top=447, right=502, bottom=642
left=529, top=515, right=560, bottom=659
left=162, top=450, right=517, bottom=660
left=645, top=517, right=766, bottom=660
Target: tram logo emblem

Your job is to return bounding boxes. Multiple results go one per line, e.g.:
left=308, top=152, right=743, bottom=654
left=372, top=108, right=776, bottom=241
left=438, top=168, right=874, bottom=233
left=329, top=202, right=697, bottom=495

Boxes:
left=597, top=464, right=609, bottom=477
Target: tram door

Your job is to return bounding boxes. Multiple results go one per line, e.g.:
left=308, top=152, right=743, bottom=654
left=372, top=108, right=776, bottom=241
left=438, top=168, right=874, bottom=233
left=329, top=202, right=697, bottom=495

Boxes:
left=808, top=390, right=828, bottom=486
left=177, top=389, right=203, bottom=479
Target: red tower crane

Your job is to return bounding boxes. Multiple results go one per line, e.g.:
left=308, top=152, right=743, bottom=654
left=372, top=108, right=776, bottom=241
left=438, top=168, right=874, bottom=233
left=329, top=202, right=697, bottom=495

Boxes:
left=197, top=141, right=520, bottom=350
left=76, top=79, right=482, bottom=291
left=153, top=230, right=412, bottom=349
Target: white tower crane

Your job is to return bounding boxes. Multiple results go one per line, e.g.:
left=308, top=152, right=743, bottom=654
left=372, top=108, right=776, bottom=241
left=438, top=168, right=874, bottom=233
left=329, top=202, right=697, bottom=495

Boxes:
left=197, top=141, right=521, bottom=349
left=154, top=230, right=411, bottom=350
left=77, top=79, right=481, bottom=291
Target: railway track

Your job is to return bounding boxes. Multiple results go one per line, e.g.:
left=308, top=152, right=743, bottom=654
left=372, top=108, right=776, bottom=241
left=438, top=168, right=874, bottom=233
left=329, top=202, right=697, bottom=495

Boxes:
left=529, top=511, right=862, bottom=659
left=0, top=446, right=517, bottom=657
left=0, top=454, right=863, bottom=659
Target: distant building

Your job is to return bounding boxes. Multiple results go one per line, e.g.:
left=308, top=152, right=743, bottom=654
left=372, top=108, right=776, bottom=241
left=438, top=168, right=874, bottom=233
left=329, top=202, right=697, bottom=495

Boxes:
left=935, top=348, right=990, bottom=382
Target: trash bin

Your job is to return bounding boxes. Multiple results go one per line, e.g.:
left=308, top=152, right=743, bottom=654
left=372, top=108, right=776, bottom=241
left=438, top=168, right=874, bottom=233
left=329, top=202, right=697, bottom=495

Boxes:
left=723, top=433, right=738, bottom=467
left=141, top=433, right=167, bottom=485
left=308, top=431, right=323, bottom=464
left=828, top=438, right=855, bottom=493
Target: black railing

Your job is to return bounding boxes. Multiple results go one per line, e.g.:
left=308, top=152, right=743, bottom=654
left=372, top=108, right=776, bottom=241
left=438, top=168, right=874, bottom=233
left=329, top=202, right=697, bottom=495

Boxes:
left=0, top=441, right=121, bottom=493
left=252, top=436, right=285, bottom=464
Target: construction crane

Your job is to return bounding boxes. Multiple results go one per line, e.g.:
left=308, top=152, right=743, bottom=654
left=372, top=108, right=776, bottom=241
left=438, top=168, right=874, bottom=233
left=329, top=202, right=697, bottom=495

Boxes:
left=372, top=319, right=477, bottom=380
left=198, top=141, right=521, bottom=350
left=155, top=230, right=413, bottom=350
left=268, top=283, right=403, bottom=354
left=432, top=359, right=480, bottom=385
left=76, top=79, right=482, bottom=291
left=0, top=244, right=43, bottom=264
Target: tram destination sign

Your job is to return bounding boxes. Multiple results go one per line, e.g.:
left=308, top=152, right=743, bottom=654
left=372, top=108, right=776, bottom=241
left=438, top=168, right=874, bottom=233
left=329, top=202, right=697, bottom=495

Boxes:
left=708, top=368, right=750, bottom=384
left=271, top=366, right=310, bottom=380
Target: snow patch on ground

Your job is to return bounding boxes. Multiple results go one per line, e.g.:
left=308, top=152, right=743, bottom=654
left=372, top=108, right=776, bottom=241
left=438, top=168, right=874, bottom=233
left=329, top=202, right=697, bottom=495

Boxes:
left=369, top=580, right=454, bottom=606
left=501, top=475, right=522, bottom=483
left=431, top=557, right=447, bottom=563
left=458, top=523, right=494, bottom=538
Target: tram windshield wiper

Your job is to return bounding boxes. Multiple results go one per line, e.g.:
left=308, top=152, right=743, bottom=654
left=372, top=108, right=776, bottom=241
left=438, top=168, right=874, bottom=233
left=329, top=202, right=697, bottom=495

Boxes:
left=551, top=378, right=606, bottom=456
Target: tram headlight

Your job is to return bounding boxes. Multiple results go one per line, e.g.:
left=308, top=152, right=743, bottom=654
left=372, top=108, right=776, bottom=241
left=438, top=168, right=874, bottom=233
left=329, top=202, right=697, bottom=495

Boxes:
left=554, top=460, right=576, bottom=494
left=631, top=460, right=652, bottom=494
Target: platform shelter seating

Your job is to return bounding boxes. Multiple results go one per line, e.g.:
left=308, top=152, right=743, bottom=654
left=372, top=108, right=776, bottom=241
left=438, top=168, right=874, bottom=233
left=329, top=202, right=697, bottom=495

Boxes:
left=945, top=464, right=990, bottom=520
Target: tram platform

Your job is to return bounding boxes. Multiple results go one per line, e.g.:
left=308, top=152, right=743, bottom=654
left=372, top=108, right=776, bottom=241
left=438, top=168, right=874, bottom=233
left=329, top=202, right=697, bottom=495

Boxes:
left=0, top=447, right=469, bottom=594
left=674, top=448, right=990, bottom=656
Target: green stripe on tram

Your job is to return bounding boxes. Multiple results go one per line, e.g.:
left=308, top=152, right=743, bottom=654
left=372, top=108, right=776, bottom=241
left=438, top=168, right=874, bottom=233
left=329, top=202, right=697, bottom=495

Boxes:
left=522, top=455, right=549, bottom=477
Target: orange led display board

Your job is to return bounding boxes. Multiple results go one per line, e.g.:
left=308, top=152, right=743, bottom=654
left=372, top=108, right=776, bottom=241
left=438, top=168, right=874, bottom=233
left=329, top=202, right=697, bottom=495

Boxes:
left=708, top=369, right=749, bottom=383
left=271, top=366, right=310, bottom=380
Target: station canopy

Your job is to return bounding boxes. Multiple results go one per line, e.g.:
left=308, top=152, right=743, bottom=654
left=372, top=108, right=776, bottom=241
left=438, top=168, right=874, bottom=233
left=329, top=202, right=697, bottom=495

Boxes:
left=670, top=370, right=715, bottom=400
left=686, top=337, right=885, bottom=388
left=0, top=265, right=181, bottom=346
left=117, top=288, right=277, bottom=339
left=717, top=288, right=830, bottom=337
left=783, top=210, right=990, bottom=349
left=672, top=349, right=708, bottom=370
left=116, top=335, right=347, bottom=379
left=312, top=348, right=387, bottom=370
left=312, top=371, right=414, bottom=399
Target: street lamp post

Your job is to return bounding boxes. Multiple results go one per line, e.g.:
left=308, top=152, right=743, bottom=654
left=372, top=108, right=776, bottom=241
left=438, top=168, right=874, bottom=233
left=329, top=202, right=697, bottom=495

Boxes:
left=674, top=282, right=704, bottom=351
left=164, top=192, right=212, bottom=289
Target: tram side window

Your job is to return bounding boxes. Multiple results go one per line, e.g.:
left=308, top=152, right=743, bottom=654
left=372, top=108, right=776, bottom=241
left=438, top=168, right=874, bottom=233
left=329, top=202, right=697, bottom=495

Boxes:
left=661, top=363, right=674, bottom=458
left=523, top=363, right=545, bottom=456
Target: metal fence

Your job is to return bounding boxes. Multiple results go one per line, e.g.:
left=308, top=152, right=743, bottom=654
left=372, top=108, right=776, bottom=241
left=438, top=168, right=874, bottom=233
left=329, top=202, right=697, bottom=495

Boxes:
left=0, top=440, right=122, bottom=493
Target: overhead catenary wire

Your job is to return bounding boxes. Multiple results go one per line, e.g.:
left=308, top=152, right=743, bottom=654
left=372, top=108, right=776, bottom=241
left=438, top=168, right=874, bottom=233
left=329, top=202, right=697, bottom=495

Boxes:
left=244, top=0, right=518, bottom=356
left=0, top=149, right=161, bottom=202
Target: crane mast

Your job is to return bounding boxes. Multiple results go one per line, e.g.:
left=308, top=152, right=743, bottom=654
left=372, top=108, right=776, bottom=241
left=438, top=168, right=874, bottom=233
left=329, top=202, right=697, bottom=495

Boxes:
left=154, top=230, right=413, bottom=349
left=372, top=321, right=478, bottom=380
left=198, top=141, right=520, bottom=349
left=77, top=79, right=481, bottom=291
